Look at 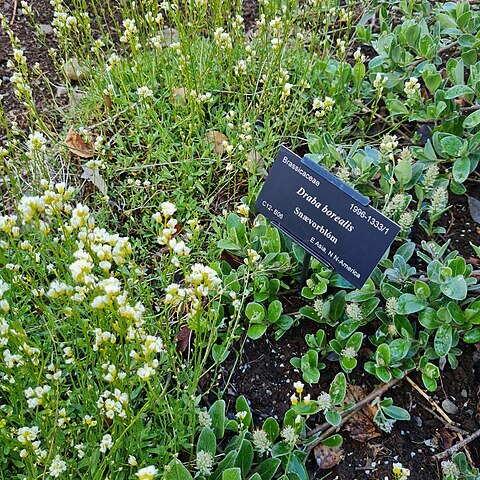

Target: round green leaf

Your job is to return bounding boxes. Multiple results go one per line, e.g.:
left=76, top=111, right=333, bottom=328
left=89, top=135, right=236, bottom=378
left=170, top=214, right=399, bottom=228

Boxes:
left=321, top=434, right=343, bottom=448
left=397, top=294, right=427, bottom=314
left=247, top=324, right=267, bottom=340
left=245, top=302, right=266, bottom=323
left=325, top=410, right=342, bottom=427
left=464, top=109, right=480, bottom=129
left=434, top=324, right=453, bottom=357
left=440, top=276, right=467, bottom=300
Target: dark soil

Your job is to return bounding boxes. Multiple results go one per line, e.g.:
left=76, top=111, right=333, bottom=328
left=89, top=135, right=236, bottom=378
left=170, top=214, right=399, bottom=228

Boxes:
left=439, top=183, right=480, bottom=261
left=219, top=327, right=480, bottom=480
left=2, top=1, right=480, bottom=478
left=218, top=181, right=480, bottom=479
left=0, top=0, right=62, bottom=132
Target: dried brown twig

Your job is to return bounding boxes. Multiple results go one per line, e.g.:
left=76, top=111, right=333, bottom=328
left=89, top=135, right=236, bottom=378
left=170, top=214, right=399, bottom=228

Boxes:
left=432, top=428, right=480, bottom=461
left=405, top=377, right=474, bottom=465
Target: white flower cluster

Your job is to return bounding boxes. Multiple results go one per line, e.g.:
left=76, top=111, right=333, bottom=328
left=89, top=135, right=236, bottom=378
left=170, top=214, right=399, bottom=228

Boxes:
left=24, top=384, right=52, bottom=409
left=423, top=164, right=439, bottom=190
left=0, top=280, right=9, bottom=316
left=441, top=460, right=460, bottom=480
left=281, top=425, right=298, bottom=446
left=49, top=454, right=67, bottom=477
left=20, top=1, right=33, bottom=15
left=252, top=429, right=272, bottom=455
left=373, top=72, right=387, bottom=93
left=97, top=388, right=129, bottom=419
left=213, top=27, right=233, bottom=50
left=120, top=18, right=139, bottom=44
left=17, top=425, right=47, bottom=461
left=317, top=392, right=332, bottom=412
left=429, top=185, right=448, bottom=217
left=153, top=201, right=194, bottom=267
left=354, top=48, right=366, bottom=63
left=196, top=450, right=214, bottom=476
left=137, top=86, right=154, bottom=100
left=345, top=302, right=363, bottom=321
left=26, top=131, right=48, bottom=158
left=313, top=97, right=335, bottom=117
left=404, top=77, right=420, bottom=98
left=165, top=263, right=221, bottom=320
left=385, top=194, right=408, bottom=216
left=50, top=0, right=79, bottom=33
left=10, top=71, right=32, bottom=100
left=392, top=462, right=410, bottom=479
left=385, top=297, right=398, bottom=318
left=187, top=89, right=212, bottom=104
left=136, top=466, right=158, bottom=480
left=380, top=134, right=398, bottom=161
left=100, top=433, right=114, bottom=453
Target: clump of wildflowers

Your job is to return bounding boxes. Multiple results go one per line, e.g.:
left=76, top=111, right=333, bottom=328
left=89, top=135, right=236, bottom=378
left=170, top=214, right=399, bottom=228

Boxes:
left=213, top=27, right=232, bottom=50
left=313, top=97, right=335, bottom=117
left=404, top=77, right=420, bottom=99
left=373, top=72, right=387, bottom=95
left=380, top=134, right=398, bottom=161
left=252, top=429, right=272, bottom=456
left=392, top=462, right=410, bottom=480
left=196, top=450, right=214, bottom=476
left=441, top=460, right=460, bottom=480
left=345, top=303, right=363, bottom=321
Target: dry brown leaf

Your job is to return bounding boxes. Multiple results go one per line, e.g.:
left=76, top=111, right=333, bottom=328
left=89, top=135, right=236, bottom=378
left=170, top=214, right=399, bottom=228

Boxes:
left=103, top=94, right=113, bottom=110
left=65, top=128, right=94, bottom=158
left=171, top=87, right=187, bottom=107
left=468, top=196, right=480, bottom=223
left=81, top=166, right=107, bottom=195
left=436, top=427, right=455, bottom=450
left=246, top=149, right=267, bottom=176
left=220, top=250, right=243, bottom=268
left=206, top=131, right=228, bottom=155
left=63, top=57, right=89, bottom=82
left=314, top=444, right=345, bottom=469
left=343, top=384, right=381, bottom=442
left=176, top=326, right=192, bottom=353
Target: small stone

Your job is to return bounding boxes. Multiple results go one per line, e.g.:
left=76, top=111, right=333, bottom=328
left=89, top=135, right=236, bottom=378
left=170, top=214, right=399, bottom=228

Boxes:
left=266, top=390, right=272, bottom=396
left=39, top=24, right=53, bottom=35
left=56, top=86, right=67, bottom=98
left=442, top=398, right=459, bottom=415
left=162, top=27, right=179, bottom=46
left=461, top=389, right=468, bottom=398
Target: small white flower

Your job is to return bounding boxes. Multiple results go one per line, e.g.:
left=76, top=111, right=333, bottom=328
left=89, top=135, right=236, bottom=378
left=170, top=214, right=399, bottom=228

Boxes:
left=135, top=465, right=158, bottom=480
left=49, top=454, right=67, bottom=478
left=99, top=433, right=113, bottom=453
left=161, top=201, right=177, bottom=217
left=137, top=86, right=153, bottom=99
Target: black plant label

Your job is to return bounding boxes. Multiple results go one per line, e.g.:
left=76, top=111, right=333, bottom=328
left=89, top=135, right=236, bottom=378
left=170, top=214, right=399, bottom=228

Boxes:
left=255, top=146, right=400, bottom=288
